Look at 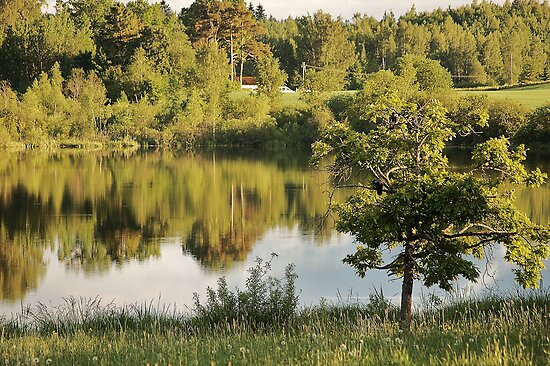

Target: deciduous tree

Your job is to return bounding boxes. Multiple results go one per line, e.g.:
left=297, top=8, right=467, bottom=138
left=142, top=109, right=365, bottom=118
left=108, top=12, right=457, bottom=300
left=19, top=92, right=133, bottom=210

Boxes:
left=313, top=90, right=550, bottom=331
left=255, top=53, right=287, bottom=100
left=296, top=11, right=356, bottom=92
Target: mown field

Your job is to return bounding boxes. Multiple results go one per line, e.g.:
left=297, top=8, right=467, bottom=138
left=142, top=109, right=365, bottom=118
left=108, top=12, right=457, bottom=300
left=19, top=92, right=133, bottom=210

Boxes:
left=458, top=82, right=550, bottom=109
left=229, top=89, right=307, bottom=108
left=1, top=294, right=548, bottom=365
left=234, top=82, right=550, bottom=111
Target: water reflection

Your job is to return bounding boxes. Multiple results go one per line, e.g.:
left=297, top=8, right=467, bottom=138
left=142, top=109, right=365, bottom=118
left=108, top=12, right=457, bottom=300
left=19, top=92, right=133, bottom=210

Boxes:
left=0, top=149, right=343, bottom=302
left=0, top=149, right=548, bottom=312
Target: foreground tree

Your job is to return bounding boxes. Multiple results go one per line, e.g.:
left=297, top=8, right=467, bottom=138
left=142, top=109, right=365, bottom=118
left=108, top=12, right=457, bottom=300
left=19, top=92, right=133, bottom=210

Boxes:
left=312, top=90, right=550, bottom=331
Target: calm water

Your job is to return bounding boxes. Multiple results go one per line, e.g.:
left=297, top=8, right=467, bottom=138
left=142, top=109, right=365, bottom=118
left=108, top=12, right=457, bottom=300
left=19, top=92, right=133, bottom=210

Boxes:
left=0, top=149, right=549, bottom=316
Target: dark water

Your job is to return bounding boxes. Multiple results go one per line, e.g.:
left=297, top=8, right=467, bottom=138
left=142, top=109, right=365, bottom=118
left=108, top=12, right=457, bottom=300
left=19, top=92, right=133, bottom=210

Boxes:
left=0, top=149, right=548, bottom=315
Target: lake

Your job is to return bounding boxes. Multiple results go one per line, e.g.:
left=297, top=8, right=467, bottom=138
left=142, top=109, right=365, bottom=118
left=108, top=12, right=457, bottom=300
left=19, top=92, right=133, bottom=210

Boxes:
left=0, top=149, right=549, bottom=316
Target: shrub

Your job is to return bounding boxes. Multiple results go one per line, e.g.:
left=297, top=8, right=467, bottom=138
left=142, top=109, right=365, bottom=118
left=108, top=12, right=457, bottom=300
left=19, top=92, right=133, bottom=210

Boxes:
left=274, top=105, right=333, bottom=146
left=218, top=116, right=278, bottom=147
left=0, top=121, right=14, bottom=148
left=192, top=256, right=299, bottom=328
left=514, top=103, right=550, bottom=149
left=223, top=94, right=271, bottom=121
left=485, top=99, right=528, bottom=139
left=326, top=93, right=355, bottom=123
left=396, top=54, right=453, bottom=92
left=448, top=95, right=528, bottom=146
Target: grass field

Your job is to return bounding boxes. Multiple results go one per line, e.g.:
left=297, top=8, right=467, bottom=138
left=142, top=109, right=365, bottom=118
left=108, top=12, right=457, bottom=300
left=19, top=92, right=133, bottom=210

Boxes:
left=229, top=89, right=307, bottom=108
left=458, top=82, right=550, bottom=109
left=0, top=294, right=548, bottom=365
left=233, top=83, right=550, bottom=111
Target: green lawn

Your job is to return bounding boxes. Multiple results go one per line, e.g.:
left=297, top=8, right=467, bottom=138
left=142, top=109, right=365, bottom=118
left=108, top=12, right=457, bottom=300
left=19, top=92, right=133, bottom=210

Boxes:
left=232, top=83, right=550, bottom=110
left=229, top=89, right=307, bottom=108
left=458, top=82, right=550, bottom=109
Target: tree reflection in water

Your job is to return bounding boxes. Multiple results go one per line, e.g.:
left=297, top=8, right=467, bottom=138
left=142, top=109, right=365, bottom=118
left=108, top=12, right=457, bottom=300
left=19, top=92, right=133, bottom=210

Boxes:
left=1, top=149, right=547, bottom=302
left=0, top=149, right=345, bottom=300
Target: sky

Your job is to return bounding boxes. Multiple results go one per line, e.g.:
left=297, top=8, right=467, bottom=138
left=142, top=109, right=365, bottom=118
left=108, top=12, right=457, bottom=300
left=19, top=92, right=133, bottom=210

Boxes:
left=44, top=0, right=507, bottom=20
left=156, top=0, right=507, bottom=20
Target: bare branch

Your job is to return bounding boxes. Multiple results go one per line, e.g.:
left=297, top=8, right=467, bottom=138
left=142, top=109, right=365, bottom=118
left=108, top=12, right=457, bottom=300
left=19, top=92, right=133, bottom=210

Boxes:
left=455, top=223, right=502, bottom=235
left=317, top=186, right=337, bottom=232
left=443, top=230, right=517, bottom=239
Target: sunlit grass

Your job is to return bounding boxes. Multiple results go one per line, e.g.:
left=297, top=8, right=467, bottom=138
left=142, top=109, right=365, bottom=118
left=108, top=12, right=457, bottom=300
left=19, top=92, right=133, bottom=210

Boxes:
left=229, top=89, right=307, bottom=108
left=1, top=292, right=548, bottom=365
left=458, top=82, right=550, bottom=109
left=233, top=82, right=550, bottom=111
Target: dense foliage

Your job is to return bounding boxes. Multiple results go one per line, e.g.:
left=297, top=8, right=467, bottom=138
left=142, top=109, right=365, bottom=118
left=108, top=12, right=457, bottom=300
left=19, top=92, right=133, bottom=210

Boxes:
left=0, top=0, right=289, bottom=148
left=0, top=0, right=549, bottom=148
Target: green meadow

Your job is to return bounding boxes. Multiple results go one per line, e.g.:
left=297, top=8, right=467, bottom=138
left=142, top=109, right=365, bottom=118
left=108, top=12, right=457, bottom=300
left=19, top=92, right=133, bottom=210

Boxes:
left=234, top=83, right=550, bottom=111
left=458, top=83, right=550, bottom=109
left=229, top=89, right=307, bottom=108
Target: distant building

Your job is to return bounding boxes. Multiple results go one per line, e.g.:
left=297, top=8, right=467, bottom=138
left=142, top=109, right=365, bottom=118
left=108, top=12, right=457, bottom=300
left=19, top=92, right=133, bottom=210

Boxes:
left=240, top=76, right=257, bottom=90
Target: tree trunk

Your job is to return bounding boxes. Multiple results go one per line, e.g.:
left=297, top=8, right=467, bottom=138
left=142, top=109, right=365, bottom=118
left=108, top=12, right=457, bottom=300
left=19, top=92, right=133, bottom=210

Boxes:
left=230, top=32, right=234, bottom=82
left=239, top=27, right=244, bottom=88
left=240, top=59, right=244, bottom=88
left=400, top=243, right=414, bottom=331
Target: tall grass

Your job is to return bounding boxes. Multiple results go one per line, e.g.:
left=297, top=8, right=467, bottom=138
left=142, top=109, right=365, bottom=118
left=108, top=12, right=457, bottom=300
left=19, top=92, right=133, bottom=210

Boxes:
left=1, top=262, right=548, bottom=365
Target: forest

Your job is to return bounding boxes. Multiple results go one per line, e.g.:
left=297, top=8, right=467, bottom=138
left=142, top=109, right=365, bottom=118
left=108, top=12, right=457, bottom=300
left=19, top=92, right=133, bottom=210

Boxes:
left=0, top=0, right=549, bottom=148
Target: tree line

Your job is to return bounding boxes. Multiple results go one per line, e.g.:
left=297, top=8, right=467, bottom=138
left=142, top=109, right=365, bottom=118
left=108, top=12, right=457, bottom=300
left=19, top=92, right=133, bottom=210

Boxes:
left=0, top=0, right=549, bottom=148
left=266, top=0, right=550, bottom=88
left=0, top=0, right=286, bottom=148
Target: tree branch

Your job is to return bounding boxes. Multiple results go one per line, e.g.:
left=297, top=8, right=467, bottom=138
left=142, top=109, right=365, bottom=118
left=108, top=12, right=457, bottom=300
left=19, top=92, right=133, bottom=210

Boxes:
left=443, top=230, right=517, bottom=239
left=373, top=255, right=402, bottom=270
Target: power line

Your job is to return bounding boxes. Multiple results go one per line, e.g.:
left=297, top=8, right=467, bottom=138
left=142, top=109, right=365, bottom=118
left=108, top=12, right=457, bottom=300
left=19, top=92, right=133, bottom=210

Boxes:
left=301, top=63, right=372, bottom=77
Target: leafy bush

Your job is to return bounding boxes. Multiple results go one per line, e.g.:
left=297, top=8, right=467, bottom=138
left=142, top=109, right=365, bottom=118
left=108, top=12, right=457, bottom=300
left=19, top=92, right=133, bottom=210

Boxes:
left=514, top=103, right=550, bottom=149
left=326, top=92, right=355, bottom=123
left=218, top=116, right=278, bottom=147
left=396, top=54, right=453, bottom=92
left=223, top=94, right=271, bottom=120
left=273, top=105, right=332, bottom=146
left=107, top=94, right=162, bottom=145
left=448, top=95, right=528, bottom=146
left=192, top=256, right=299, bottom=327
left=485, top=98, right=528, bottom=139
left=0, top=122, right=14, bottom=148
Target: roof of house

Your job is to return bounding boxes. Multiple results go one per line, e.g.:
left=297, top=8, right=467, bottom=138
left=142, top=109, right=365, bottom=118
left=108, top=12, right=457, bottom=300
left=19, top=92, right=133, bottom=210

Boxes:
left=241, top=76, right=257, bottom=85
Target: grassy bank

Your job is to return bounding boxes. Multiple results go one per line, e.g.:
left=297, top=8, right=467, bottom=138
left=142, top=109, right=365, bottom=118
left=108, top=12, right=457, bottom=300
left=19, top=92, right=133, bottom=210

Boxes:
left=1, top=293, right=548, bottom=365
